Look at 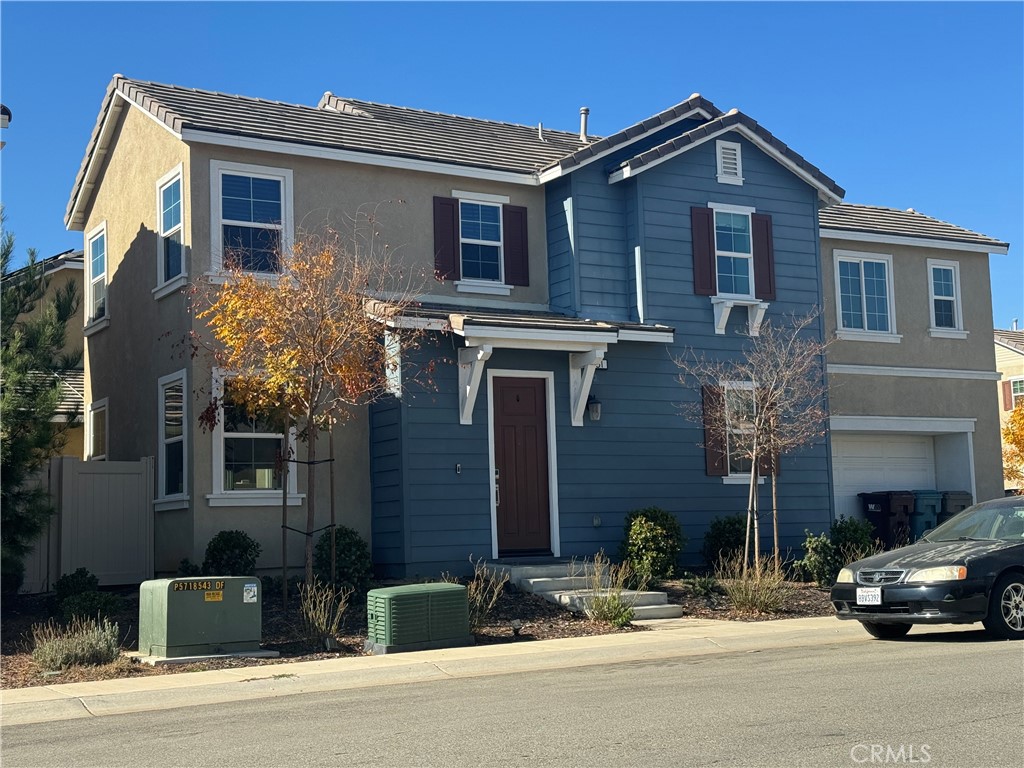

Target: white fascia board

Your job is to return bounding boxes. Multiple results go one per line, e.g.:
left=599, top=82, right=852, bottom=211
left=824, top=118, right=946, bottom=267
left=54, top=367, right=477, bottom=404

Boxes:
left=461, top=336, right=611, bottom=354
left=819, top=228, right=1008, bottom=255
left=827, top=363, right=1002, bottom=381
left=456, top=324, right=618, bottom=346
left=617, top=328, right=674, bottom=343
left=608, top=124, right=843, bottom=205
left=995, top=339, right=1024, bottom=357
left=181, top=129, right=539, bottom=187
left=535, top=107, right=713, bottom=184
left=830, top=415, right=976, bottom=434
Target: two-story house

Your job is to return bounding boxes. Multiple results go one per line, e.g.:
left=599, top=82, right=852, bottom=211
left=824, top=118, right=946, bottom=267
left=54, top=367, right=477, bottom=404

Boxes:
left=995, top=328, right=1024, bottom=493
left=819, top=205, right=1009, bottom=518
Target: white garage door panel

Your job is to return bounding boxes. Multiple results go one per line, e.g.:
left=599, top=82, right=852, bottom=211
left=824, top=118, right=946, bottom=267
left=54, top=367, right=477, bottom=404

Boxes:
left=832, top=435, right=936, bottom=522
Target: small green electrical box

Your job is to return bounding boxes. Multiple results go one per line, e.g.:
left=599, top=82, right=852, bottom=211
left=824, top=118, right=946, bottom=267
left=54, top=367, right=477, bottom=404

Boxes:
left=365, top=582, right=474, bottom=654
left=139, top=577, right=263, bottom=658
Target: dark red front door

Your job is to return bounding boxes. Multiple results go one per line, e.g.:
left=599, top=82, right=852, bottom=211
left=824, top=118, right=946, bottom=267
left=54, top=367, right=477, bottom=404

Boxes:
left=494, top=377, right=551, bottom=555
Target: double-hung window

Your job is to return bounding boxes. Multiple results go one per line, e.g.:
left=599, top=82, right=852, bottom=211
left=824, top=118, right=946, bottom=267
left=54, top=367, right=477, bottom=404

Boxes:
left=210, top=161, right=293, bottom=274
left=834, top=250, right=898, bottom=342
left=158, top=371, right=187, bottom=502
left=713, top=206, right=754, bottom=298
left=724, top=382, right=756, bottom=476
left=927, top=259, right=965, bottom=337
left=459, top=200, right=503, bottom=282
left=87, top=399, right=108, bottom=461
left=1013, top=380, right=1024, bottom=408
left=155, top=165, right=184, bottom=294
left=86, top=223, right=107, bottom=325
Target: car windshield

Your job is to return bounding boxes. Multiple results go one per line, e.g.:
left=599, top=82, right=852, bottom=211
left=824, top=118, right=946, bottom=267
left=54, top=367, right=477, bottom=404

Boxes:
left=926, top=499, right=1024, bottom=543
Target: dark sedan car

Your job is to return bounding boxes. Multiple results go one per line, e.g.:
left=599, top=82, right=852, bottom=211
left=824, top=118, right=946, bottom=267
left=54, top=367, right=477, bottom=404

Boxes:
left=831, top=495, right=1024, bottom=640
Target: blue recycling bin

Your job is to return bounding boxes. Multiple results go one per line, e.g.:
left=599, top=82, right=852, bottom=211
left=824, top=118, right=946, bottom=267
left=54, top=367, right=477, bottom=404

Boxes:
left=910, top=490, right=942, bottom=541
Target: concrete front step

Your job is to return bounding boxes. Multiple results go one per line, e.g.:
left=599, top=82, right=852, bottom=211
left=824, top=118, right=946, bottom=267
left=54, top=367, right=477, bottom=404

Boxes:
left=519, top=575, right=598, bottom=594
left=486, top=562, right=595, bottom=584
left=551, top=589, right=669, bottom=610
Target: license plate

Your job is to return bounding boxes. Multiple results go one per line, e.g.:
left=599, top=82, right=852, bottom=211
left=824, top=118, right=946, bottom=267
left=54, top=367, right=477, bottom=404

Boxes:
left=856, top=587, right=882, bottom=606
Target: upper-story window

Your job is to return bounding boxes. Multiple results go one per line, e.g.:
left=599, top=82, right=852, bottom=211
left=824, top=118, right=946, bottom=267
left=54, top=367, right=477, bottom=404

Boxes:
left=156, top=166, right=184, bottom=293
left=714, top=208, right=753, bottom=298
left=86, top=223, right=107, bottom=325
left=432, top=193, right=529, bottom=296
left=927, top=259, right=966, bottom=338
left=833, top=249, right=899, bottom=343
left=716, top=140, right=743, bottom=186
left=210, top=161, right=293, bottom=274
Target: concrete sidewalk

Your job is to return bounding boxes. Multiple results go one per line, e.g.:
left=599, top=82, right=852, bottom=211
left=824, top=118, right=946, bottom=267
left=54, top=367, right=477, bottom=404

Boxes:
left=0, top=616, right=969, bottom=727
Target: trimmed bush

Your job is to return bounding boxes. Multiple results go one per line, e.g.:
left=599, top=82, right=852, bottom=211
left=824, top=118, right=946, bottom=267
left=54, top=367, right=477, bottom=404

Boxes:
left=176, top=558, right=202, bottom=577
left=32, top=616, right=121, bottom=670
left=313, top=526, right=372, bottom=595
left=798, top=516, right=880, bottom=586
left=54, top=567, right=99, bottom=604
left=202, top=530, right=262, bottom=576
left=60, top=590, right=124, bottom=622
left=701, top=514, right=747, bottom=567
left=620, top=506, right=686, bottom=585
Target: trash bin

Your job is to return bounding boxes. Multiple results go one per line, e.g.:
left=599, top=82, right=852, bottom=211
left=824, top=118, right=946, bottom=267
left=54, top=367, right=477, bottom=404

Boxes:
left=858, top=491, right=914, bottom=549
left=910, top=490, right=942, bottom=541
left=938, top=491, right=973, bottom=526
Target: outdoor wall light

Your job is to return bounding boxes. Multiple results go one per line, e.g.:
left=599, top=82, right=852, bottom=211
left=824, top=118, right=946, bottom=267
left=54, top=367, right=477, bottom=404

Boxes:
left=587, top=395, right=602, bottom=422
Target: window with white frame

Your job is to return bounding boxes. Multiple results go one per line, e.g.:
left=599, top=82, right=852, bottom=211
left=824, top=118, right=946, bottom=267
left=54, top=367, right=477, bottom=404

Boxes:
left=159, top=371, right=187, bottom=499
left=219, top=380, right=284, bottom=492
left=1012, top=379, right=1024, bottom=408
left=724, top=381, right=755, bottom=475
left=713, top=205, right=754, bottom=298
left=157, top=167, right=184, bottom=287
left=459, top=200, right=503, bottom=281
left=210, top=161, right=292, bottom=274
left=928, top=259, right=964, bottom=334
left=88, top=399, right=108, bottom=461
left=834, top=250, right=897, bottom=338
left=86, top=224, right=107, bottom=324
left=716, top=140, right=743, bottom=186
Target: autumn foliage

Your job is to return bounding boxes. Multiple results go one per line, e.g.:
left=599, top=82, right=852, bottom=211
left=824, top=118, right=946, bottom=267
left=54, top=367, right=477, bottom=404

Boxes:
left=1003, top=403, right=1024, bottom=486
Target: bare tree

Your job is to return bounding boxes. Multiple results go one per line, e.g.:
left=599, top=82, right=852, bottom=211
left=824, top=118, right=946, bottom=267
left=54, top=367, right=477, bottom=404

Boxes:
left=676, top=310, right=830, bottom=573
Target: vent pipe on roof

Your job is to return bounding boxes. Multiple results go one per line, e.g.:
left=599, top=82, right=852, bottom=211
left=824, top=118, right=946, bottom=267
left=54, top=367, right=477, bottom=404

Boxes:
left=579, top=107, right=590, bottom=142
left=538, top=122, right=545, bottom=142
left=1014, top=318, right=1019, bottom=332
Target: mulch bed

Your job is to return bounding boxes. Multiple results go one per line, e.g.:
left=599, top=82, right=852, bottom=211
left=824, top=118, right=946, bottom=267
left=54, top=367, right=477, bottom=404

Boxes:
left=0, top=580, right=833, bottom=690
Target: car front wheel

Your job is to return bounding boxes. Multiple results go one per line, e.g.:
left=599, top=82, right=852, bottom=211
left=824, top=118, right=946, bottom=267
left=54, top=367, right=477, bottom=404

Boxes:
left=983, top=573, right=1024, bottom=640
left=860, top=621, right=912, bottom=640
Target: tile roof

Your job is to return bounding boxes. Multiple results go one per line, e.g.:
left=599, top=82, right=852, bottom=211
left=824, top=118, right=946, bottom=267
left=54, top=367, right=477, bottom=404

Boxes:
left=819, top=204, right=1009, bottom=251
left=995, top=330, right=1024, bottom=355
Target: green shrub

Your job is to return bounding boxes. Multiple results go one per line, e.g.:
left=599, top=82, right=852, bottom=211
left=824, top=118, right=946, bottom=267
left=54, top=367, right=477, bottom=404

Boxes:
left=60, top=590, right=124, bottom=622
left=620, top=506, right=686, bottom=585
left=31, top=616, right=121, bottom=670
left=831, top=516, right=878, bottom=561
left=177, top=558, right=202, bottom=577
left=715, top=554, right=790, bottom=614
left=202, top=530, right=262, bottom=576
left=313, top=526, right=372, bottom=595
left=54, top=567, right=99, bottom=603
left=798, top=516, right=881, bottom=586
left=687, top=572, right=720, bottom=598
left=701, top=514, right=747, bottom=567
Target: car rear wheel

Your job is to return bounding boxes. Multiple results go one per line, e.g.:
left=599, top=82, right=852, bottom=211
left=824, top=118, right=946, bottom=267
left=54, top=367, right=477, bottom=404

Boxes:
left=860, top=621, right=911, bottom=639
left=982, top=573, right=1024, bottom=640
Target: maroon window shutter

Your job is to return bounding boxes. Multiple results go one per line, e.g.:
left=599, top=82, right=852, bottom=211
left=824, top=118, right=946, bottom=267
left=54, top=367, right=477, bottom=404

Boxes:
left=691, top=206, right=716, bottom=296
left=1003, top=380, right=1014, bottom=411
left=433, top=196, right=459, bottom=281
left=757, top=450, right=779, bottom=477
left=702, top=385, right=728, bottom=476
left=752, top=213, right=776, bottom=301
left=502, top=205, right=529, bottom=286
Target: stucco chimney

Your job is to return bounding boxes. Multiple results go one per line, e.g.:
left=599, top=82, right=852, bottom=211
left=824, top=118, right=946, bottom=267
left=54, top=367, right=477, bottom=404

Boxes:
left=579, top=107, right=590, bottom=142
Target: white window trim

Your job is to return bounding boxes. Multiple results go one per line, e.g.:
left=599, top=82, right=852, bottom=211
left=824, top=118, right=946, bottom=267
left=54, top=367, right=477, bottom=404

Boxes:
left=452, top=189, right=510, bottom=204
left=87, top=398, right=108, bottom=461
left=209, top=160, right=294, bottom=274
left=155, top=164, right=186, bottom=298
left=84, top=221, right=108, bottom=333
left=927, top=258, right=967, bottom=339
left=709, top=202, right=756, bottom=300
left=716, top=139, right=744, bottom=186
left=721, top=380, right=765, bottom=483
left=157, top=369, right=189, bottom=506
left=833, top=249, right=900, bottom=342
left=458, top=198, right=504, bottom=284
left=207, top=369, right=302, bottom=507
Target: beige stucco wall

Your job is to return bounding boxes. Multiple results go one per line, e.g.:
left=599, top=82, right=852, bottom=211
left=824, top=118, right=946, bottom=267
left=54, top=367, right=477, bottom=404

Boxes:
left=187, top=143, right=550, bottom=307
left=995, top=343, right=1024, bottom=490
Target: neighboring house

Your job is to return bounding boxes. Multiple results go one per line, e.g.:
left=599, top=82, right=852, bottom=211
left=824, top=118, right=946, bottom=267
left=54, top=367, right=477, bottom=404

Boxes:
left=819, top=205, right=1009, bottom=519
left=1, top=249, right=86, bottom=457
left=66, top=75, right=1009, bottom=581
left=995, top=328, right=1024, bottom=492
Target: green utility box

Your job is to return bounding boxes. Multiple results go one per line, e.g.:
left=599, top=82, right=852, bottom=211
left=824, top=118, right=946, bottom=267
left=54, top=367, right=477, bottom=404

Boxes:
left=139, top=577, right=263, bottom=658
left=365, top=582, right=474, bottom=655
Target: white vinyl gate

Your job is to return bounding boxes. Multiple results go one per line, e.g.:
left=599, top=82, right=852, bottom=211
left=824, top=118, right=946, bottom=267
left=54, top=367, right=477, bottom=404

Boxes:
left=20, top=456, right=154, bottom=593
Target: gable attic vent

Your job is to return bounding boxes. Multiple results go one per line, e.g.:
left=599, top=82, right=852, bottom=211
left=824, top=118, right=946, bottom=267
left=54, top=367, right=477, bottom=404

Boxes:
left=318, top=91, right=372, bottom=118
left=716, top=137, right=743, bottom=186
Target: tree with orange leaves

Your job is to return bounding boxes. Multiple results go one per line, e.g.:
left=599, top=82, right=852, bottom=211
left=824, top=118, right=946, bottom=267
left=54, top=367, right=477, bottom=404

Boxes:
left=1003, top=402, right=1024, bottom=488
left=194, top=207, right=429, bottom=586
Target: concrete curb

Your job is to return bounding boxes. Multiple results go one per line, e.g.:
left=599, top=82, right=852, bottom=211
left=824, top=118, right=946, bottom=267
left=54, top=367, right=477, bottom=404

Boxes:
left=0, top=617, right=971, bottom=726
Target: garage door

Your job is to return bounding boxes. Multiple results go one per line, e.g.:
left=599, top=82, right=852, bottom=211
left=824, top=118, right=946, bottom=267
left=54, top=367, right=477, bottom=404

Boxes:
left=832, top=434, right=936, bottom=521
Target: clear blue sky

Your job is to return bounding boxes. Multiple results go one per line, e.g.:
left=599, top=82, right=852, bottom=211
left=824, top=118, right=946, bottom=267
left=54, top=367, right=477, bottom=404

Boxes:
left=1, top=1, right=1021, bottom=326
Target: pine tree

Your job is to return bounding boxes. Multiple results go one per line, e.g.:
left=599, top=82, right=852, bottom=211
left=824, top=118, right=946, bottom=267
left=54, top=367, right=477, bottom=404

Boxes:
left=1, top=218, right=81, bottom=593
